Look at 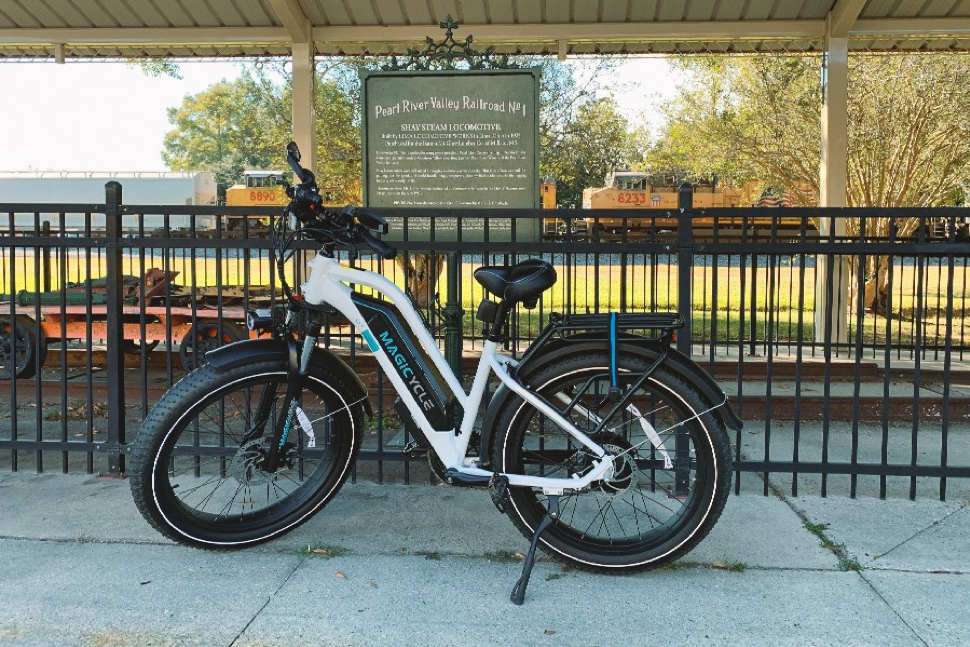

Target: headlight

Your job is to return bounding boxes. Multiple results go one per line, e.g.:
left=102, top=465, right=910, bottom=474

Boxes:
left=246, top=309, right=274, bottom=332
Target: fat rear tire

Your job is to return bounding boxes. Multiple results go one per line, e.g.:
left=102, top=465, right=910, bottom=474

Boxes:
left=491, top=351, right=732, bottom=573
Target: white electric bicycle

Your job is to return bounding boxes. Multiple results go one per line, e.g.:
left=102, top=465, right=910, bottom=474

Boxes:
left=130, top=143, right=741, bottom=603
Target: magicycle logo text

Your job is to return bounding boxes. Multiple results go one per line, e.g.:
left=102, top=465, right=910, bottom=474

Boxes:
left=378, top=331, right=436, bottom=412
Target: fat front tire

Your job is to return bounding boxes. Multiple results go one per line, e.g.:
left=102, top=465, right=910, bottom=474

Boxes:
left=491, top=351, right=732, bottom=573
left=130, top=359, right=362, bottom=549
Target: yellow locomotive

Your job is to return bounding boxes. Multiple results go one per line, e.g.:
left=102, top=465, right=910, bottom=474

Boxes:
left=226, top=170, right=339, bottom=210
left=580, top=171, right=814, bottom=235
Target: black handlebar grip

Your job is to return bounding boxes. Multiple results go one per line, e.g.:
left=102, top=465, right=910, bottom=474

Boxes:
left=359, top=229, right=397, bottom=260
left=354, top=207, right=389, bottom=234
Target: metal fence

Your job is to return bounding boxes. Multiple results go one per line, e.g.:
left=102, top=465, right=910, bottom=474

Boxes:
left=1, top=183, right=969, bottom=500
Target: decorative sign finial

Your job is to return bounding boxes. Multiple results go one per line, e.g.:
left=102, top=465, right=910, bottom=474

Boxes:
left=382, top=14, right=520, bottom=71
left=439, top=14, right=460, bottom=32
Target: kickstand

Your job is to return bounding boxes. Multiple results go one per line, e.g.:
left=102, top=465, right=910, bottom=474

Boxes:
left=510, top=495, right=559, bottom=605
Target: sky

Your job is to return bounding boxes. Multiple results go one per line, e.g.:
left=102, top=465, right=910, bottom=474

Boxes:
left=0, top=56, right=682, bottom=172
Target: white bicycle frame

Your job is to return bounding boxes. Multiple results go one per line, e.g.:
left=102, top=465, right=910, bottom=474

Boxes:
left=301, top=253, right=614, bottom=494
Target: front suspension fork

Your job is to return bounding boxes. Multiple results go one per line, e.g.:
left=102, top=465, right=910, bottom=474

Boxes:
left=262, top=319, right=322, bottom=473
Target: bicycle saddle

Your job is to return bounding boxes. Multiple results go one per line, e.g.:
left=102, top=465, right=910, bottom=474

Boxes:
left=473, top=259, right=557, bottom=307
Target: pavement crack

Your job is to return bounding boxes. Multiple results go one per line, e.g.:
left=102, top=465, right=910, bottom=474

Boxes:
left=227, top=555, right=305, bottom=647
left=857, top=570, right=930, bottom=647
left=873, top=503, right=968, bottom=562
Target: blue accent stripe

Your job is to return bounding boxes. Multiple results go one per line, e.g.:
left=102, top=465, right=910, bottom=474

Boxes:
left=609, top=311, right=618, bottom=388
left=362, top=329, right=379, bottom=352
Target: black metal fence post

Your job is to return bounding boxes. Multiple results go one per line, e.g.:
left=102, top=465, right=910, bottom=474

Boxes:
left=676, top=183, right=694, bottom=495
left=41, top=220, right=52, bottom=293
left=677, top=183, right=694, bottom=355
left=444, top=251, right=463, bottom=379
left=104, top=181, right=126, bottom=476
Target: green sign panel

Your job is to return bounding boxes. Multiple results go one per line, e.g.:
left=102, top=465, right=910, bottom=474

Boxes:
left=361, top=68, right=540, bottom=242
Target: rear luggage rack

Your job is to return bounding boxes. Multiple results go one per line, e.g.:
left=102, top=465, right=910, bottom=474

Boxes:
left=552, top=312, right=684, bottom=331
left=514, top=311, right=682, bottom=371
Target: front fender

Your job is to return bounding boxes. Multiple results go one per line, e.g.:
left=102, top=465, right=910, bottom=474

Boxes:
left=205, top=337, right=373, bottom=417
left=479, top=339, right=741, bottom=469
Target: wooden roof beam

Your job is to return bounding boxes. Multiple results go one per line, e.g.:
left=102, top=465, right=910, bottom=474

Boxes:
left=267, top=0, right=310, bottom=43
left=0, top=27, right=290, bottom=45
left=311, top=20, right=826, bottom=43
left=827, top=0, right=867, bottom=38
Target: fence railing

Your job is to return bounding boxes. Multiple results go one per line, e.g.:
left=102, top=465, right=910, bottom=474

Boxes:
left=1, top=183, right=968, bottom=500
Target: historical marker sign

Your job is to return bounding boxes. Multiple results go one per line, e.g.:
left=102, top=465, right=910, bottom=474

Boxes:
left=361, top=68, right=540, bottom=242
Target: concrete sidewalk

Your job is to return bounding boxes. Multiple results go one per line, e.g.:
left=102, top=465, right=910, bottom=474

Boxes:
left=0, top=472, right=967, bottom=647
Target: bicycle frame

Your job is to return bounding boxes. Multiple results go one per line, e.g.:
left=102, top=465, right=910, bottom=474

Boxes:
left=301, top=253, right=614, bottom=494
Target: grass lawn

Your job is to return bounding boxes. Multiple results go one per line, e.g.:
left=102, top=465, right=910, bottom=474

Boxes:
left=0, top=252, right=964, bottom=347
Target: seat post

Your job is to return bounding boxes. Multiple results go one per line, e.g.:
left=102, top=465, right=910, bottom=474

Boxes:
left=485, top=300, right=514, bottom=343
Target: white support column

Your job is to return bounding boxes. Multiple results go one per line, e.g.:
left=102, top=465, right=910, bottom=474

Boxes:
left=291, top=38, right=316, bottom=175
left=814, top=30, right=849, bottom=346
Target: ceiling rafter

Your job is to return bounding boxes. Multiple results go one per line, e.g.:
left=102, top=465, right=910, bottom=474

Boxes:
left=827, top=0, right=867, bottom=37
left=3, top=16, right=970, bottom=55
left=0, top=26, right=291, bottom=44
left=267, top=0, right=309, bottom=42
left=311, top=20, right=827, bottom=42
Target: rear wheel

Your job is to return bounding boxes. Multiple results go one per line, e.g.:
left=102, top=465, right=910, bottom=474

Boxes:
left=491, top=351, right=731, bottom=572
left=130, top=360, right=363, bottom=548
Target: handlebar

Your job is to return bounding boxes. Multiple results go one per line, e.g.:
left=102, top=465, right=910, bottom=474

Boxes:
left=286, top=149, right=307, bottom=183
left=293, top=185, right=323, bottom=209
left=359, top=228, right=397, bottom=260
left=280, top=142, right=396, bottom=260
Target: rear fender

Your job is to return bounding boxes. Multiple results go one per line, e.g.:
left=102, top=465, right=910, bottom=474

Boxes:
left=204, top=337, right=373, bottom=417
left=478, top=338, right=741, bottom=469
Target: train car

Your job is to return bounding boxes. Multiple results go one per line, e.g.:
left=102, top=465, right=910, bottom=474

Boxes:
left=581, top=171, right=814, bottom=234
left=225, top=170, right=289, bottom=209
left=226, top=170, right=340, bottom=210
left=540, top=178, right=590, bottom=238
left=0, top=171, right=217, bottom=232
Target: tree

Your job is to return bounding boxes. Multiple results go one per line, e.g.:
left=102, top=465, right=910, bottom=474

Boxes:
left=544, top=96, right=642, bottom=207
left=648, top=53, right=970, bottom=310
left=162, top=66, right=359, bottom=203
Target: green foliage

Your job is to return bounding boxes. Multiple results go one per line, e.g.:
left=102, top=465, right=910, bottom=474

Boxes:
left=648, top=53, right=970, bottom=225
left=162, top=64, right=358, bottom=202
left=162, top=70, right=291, bottom=201
left=802, top=520, right=863, bottom=571
left=129, top=59, right=182, bottom=79
left=543, top=96, right=642, bottom=207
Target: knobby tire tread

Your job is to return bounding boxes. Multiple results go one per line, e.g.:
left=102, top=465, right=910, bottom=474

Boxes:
left=129, top=360, right=362, bottom=550
left=492, top=352, right=732, bottom=573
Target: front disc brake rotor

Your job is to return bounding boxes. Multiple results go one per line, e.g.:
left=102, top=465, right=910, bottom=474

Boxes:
left=228, top=439, right=277, bottom=486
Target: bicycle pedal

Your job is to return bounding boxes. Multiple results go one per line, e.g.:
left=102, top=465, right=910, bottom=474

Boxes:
left=488, top=473, right=510, bottom=514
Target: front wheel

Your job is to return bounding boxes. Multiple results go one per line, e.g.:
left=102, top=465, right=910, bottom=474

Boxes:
left=491, top=351, right=732, bottom=572
left=130, top=359, right=363, bottom=549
